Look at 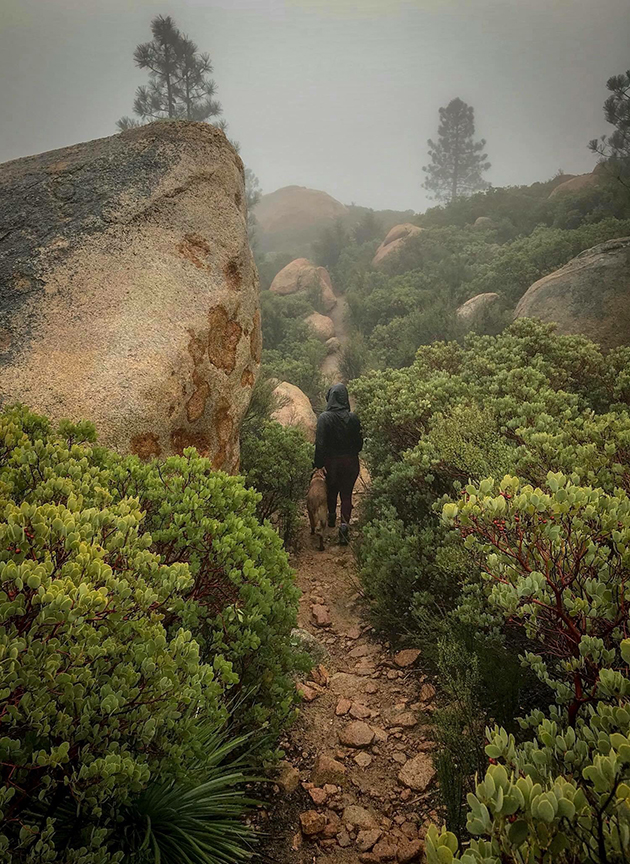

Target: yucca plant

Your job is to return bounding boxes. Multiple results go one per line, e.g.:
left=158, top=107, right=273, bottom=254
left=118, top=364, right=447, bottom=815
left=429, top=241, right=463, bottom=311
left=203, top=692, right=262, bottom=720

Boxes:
left=120, top=727, right=263, bottom=864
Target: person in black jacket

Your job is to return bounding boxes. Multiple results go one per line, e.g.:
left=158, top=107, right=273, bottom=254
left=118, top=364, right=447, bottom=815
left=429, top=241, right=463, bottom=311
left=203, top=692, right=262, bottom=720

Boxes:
left=313, top=383, right=363, bottom=545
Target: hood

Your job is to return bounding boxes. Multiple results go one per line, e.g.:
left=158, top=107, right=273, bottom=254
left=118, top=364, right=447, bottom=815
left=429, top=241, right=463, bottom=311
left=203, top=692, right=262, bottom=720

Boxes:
left=326, top=383, right=350, bottom=412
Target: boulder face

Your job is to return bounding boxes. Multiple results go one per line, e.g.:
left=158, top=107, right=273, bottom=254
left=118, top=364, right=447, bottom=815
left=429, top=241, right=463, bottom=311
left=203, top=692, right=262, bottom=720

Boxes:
left=514, top=237, right=630, bottom=349
left=269, top=259, right=336, bottom=311
left=472, top=216, right=497, bottom=230
left=305, top=312, right=336, bottom=342
left=254, top=185, right=348, bottom=254
left=271, top=382, right=317, bottom=442
left=548, top=172, right=600, bottom=199
left=372, top=223, right=423, bottom=268
left=457, top=292, right=500, bottom=321
left=0, top=122, right=260, bottom=471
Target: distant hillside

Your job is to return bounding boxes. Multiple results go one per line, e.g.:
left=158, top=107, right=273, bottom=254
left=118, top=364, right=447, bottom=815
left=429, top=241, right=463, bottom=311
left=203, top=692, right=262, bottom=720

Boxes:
left=253, top=184, right=414, bottom=257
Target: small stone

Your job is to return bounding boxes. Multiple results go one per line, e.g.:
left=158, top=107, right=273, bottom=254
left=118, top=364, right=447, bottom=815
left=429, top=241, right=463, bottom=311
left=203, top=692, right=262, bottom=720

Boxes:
left=337, top=829, right=352, bottom=847
left=397, top=839, right=424, bottom=862
left=275, top=760, right=300, bottom=794
left=320, top=838, right=337, bottom=849
left=373, top=840, right=398, bottom=861
left=342, top=805, right=378, bottom=830
left=323, top=784, right=338, bottom=795
left=297, top=682, right=320, bottom=702
left=349, top=643, right=373, bottom=658
left=300, top=810, right=326, bottom=835
left=336, top=698, right=352, bottom=716
left=401, top=822, right=418, bottom=839
left=398, top=752, right=436, bottom=792
left=364, top=681, right=379, bottom=694
left=311, top=664, right=330, bottom=687
left=400, top=788, right=411, bottom=801
left=346, top=626, right=361, bottom=640
left=419, top=683, right=436, bottom=702
left=372, top=726, right=389, bottom=743
left=394, top=649, right=421, bottom=668
left=356, top=828, right=383, bottom=852
left=309, top=787, right=328, bottom=805
left=311, top=754, right=347, bottom=786
left=359, top=855, right=379, bottom=864
left=350, top=702, right=371, bottom=720
left=291, top=831, right=302, bottom=851
left=323, top=810, right=342, bottom=837
left=311, top=604, right=332, bottom=627
left=354, top=751, right=373, bottom=768
left=387, top=670, right=399, bottom=680
left=397, top=712, right=417, bottom=728
left=392, top=752, right=407, bottom=764
left=339, top=721, right=375, bottom=748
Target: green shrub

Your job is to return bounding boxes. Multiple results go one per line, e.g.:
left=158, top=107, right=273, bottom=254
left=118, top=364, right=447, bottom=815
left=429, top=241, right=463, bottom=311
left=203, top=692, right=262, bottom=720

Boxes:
left=427, top=475, right=630, bottom=863
left=0, top=404, right=303, bottom=860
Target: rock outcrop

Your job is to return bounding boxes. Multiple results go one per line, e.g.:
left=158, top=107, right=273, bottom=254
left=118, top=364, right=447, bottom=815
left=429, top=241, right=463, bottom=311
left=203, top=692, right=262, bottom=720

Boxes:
left=270, top=259, right=336, bottom=311
left=372, top=223, right=423, bottom=268
left=514, top=237, right=630, bottom=348
left=0, top=122, right=259, bottom=470
left=271, top=381, right=317, bottom=442
left=472, top=216, right=497, bottom=230
left=254, top=185, right=348, bottom=254
left=548, top=172, right=600, bottom=199
left=305, top=312, right=336, bottom=342
left=456, top=292, right=500, bottom=321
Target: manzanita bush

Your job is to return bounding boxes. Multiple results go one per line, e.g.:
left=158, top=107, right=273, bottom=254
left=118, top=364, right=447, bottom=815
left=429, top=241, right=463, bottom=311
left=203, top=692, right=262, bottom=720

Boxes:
left=0, top=404, right=303, bottom=861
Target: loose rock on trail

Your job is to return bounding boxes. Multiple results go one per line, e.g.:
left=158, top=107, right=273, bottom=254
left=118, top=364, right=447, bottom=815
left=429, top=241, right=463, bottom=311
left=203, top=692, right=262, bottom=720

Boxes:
left=261, top=485, right=439, bottom=863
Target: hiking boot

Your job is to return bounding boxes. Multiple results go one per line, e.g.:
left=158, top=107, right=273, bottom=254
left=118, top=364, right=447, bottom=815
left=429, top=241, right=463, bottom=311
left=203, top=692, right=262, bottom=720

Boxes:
left=339, top=523, right=349, bottom=546
left=328, top=512, right=336, bottom=528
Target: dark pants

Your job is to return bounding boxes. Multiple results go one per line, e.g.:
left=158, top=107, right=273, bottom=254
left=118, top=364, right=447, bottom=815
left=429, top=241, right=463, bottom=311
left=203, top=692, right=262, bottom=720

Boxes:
left=324, top=455, right=360, bottom=525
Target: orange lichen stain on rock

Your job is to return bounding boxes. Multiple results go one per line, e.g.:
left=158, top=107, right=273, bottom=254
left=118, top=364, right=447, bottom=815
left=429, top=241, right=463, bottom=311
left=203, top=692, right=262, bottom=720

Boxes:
left=130, top=432, right=162, bottom=460
left=178, top=233, right=212, bottom=270
left=207, top=306, right=242, bottom=374
left=171, top=427, right=210, bottom=456
left=187, top=328, right=207, bottom=366
left=211, top=396, right=234, bottom=470
left=186, top=369, right=211, bottom=423
left=240, top=366, right=255, bottom=388
left=13, top=275, right=33, bottom=293
left=250, top=310, right=262, bottom=363
left=224, top=259, right=242, bottom=291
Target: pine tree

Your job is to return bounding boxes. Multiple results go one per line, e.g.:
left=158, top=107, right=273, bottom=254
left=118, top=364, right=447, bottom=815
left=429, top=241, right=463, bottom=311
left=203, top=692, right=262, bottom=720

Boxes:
left=423, top=98, right=490, bottom=203
left=589, top=69, right=630, bottom=185
left=117, top=16, right=222, bottom=131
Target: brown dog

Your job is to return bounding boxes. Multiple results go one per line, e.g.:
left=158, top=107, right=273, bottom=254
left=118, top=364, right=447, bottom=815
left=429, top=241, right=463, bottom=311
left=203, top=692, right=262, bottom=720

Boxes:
left=307, top=468, right=328, bottom=551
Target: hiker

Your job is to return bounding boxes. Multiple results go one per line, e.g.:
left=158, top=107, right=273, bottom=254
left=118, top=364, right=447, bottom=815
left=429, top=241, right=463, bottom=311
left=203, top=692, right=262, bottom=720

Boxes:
left=313, top=383, right=363, bottom=545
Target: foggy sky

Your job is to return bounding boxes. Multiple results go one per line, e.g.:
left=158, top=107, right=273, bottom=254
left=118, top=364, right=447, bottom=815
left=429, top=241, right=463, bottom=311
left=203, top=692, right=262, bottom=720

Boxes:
left=1, top=0, right=628, bottom=212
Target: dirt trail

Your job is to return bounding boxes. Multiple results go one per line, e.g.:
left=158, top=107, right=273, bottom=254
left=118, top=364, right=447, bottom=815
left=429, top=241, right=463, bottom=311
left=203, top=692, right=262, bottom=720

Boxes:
left=261, top=476, right=438, bottom=863
left=321, top=291, right=350, bottom=382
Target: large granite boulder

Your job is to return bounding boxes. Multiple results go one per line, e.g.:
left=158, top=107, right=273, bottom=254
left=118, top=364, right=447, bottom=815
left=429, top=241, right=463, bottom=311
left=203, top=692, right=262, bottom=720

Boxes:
left=269, top=258, right=336, bottom=311
left=548, top=172, right=600, bottom=199
left=271, top=381, right=317, bottom=442
left=514, top=237, right=630, bottom=348
left=305, top=312, right=335, bottom=342
left=457, top=292, right=499, bottom=322
left=372, top=223, right=423, bottom=268
left=0, top=121, right=260, bottom=471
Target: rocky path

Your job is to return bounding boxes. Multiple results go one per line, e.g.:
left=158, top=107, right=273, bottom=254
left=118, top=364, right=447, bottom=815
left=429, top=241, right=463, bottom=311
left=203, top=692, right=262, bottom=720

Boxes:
left=321, top=292, right=350, bottom=382
left=261, top=483, right=438, bottom=863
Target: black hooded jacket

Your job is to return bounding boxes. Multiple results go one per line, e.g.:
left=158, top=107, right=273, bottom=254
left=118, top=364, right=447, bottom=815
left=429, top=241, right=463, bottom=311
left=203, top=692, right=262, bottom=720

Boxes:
left=314, top=383, right=363, bottom=468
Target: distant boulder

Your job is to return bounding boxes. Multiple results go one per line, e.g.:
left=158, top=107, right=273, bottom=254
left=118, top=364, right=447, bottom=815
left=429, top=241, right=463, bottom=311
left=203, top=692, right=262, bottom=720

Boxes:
left=254, top=185, right=348, bottom=254
left=514, top=237, right=630, bottom=348
left=270, top=258, right=337, bottom=311
left=548, top=172, right=600, bottom=199
left=305, top=312, right=336, bottom=342
left=271, top=381, right=317, bottom=442
left=325, top=337, right=341, bottom=355
left=457, top=292, right=500, bottom=321
left=372, top=223, right=423, bottom=268
left=472, top=216, right=497, bottom=230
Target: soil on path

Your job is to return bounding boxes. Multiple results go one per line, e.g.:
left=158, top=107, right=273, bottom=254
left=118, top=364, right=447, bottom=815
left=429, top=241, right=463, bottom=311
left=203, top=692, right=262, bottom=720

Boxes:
left=261, top=480, right=439, bottom=863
